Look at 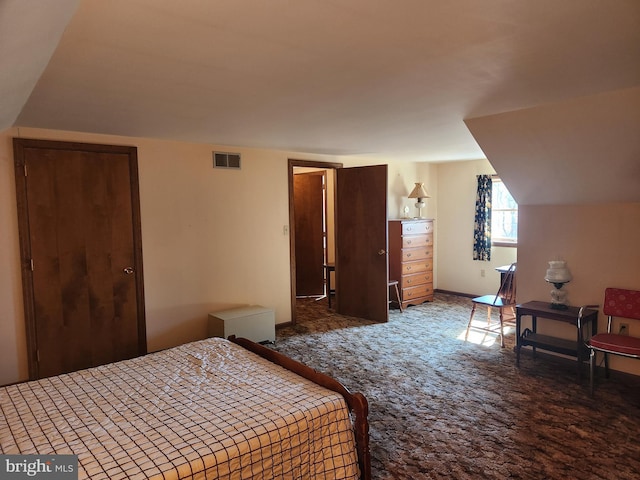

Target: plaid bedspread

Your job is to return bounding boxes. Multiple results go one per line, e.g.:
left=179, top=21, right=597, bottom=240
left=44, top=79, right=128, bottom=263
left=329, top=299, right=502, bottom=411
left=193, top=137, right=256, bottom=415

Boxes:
left=0, top=338, right=360, bottom=479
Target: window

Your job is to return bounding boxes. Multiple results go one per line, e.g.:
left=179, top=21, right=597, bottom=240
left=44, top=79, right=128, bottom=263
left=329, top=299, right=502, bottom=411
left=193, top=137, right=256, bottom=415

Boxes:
left=491, top=178, right=518, bottom=246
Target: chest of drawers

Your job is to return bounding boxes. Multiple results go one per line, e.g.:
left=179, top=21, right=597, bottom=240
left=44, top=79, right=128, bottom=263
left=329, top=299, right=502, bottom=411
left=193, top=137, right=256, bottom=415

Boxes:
left=388, top=219, right=434, bottom=308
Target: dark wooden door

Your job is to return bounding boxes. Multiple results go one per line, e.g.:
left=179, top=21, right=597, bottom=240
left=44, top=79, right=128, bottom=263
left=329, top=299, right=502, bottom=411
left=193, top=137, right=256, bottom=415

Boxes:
left=335, top=165, right=388, bottom=322
left=13, top=139, right=146, bottom=379
left=294, top=172, right=325, bottom=296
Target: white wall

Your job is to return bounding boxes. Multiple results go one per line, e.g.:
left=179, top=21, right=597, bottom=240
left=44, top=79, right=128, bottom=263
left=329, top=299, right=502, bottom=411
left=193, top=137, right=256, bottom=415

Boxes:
left=435, top=159, right=517, bottom=296
left=0, top=132, right=26, bottom=384
left=136, top=138, right=295, bottom=352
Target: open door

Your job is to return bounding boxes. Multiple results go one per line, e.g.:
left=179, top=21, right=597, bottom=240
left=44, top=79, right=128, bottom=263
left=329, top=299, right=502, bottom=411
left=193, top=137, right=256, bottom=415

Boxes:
left=293, top=172, right=325, bottom=296
left=335, top=165, right=388, bottom=322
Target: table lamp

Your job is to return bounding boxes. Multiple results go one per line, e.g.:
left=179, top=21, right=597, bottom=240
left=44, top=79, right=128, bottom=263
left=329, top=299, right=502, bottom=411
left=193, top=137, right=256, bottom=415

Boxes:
left=544, top=260, right=572, bottom=309
left=408, top=182, right=430, bottom=219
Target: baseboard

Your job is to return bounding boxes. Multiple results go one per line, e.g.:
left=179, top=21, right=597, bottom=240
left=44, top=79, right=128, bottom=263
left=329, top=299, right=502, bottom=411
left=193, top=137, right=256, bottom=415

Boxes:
left=434, top=289, right=476, bottom=299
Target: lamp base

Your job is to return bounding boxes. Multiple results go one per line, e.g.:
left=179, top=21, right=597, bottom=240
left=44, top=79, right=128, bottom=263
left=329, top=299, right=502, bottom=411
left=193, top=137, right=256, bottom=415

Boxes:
left=550, top=303, right=568, bottom=310
left=548, top=282, right=568, bottom=309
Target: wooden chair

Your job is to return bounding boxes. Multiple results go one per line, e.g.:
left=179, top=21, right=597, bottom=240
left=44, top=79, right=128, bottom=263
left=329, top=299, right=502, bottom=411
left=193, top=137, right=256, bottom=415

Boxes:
left=588, top=288, right=640, bottom=395
left=465, top=262, right=517, bottom=348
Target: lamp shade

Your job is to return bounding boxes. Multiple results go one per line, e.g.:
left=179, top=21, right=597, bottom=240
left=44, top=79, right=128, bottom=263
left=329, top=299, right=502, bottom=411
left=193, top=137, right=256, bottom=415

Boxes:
left=544, top=261, right=572, bottom=283
left=408, top=182, right=430, bottom=199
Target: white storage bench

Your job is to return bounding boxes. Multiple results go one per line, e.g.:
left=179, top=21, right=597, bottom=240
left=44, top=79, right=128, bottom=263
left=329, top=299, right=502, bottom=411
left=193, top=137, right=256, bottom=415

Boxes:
left=208, top=305, right=276, bottom=344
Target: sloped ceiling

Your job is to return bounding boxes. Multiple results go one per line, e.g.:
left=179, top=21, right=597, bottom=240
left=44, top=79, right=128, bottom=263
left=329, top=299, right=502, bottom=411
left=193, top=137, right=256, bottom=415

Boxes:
left=3, top=0, right=640, bottom=205
left=0, top=0, right=78, bottom=131
left=466, top=86, right=640, bottom=205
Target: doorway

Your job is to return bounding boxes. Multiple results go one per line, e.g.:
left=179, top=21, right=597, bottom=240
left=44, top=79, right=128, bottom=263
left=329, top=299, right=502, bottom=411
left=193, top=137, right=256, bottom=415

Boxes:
left=13, top=138, right=146, bottom=379
left=288, top=159, right=389, bottom=325
left=289, top=160, right=341, bottom=324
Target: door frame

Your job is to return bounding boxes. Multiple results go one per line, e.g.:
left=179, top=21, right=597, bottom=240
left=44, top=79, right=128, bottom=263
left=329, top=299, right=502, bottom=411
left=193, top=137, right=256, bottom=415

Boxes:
left=288, top=159, right=342, bottom=325
left=13, top=138, right=147, bottom=379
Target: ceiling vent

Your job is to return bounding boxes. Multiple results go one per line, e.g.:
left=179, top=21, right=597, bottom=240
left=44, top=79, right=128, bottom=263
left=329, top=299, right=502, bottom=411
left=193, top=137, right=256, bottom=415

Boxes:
left=213, top=151, right=241, bottom=169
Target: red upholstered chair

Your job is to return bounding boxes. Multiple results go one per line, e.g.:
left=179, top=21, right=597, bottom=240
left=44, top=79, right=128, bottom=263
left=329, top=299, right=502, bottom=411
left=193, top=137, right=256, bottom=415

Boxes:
left=588, top=288, right=640, bottom=395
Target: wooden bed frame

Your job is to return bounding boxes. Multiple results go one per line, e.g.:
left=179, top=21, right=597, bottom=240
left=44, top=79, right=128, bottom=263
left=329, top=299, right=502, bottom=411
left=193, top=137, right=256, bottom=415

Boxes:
left=229, top=336, right=371, bottom=480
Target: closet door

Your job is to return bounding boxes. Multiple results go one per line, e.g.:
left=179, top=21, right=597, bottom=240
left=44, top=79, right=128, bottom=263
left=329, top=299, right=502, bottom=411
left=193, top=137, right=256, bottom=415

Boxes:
left=14, top=139, right=146, bottom=379
left=294, top=172, right=325, bottom=296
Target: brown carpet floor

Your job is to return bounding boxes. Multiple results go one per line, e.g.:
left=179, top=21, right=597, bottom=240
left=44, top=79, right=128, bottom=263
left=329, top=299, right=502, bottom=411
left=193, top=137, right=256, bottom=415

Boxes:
left=273, top=292, right=640, bottom=480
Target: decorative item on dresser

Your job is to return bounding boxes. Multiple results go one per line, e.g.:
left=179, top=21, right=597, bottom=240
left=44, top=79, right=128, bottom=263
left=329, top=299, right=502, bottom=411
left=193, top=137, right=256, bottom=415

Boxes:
left=407, top=182, right=430, bottom=218
left=388, top=219, right=434, bottom=309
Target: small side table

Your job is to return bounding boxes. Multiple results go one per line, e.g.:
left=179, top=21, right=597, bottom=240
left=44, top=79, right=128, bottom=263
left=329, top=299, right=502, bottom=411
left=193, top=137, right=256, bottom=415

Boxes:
left=496, top=264, right=516, bottom=287
left=516, top=301, right=598, bottom=378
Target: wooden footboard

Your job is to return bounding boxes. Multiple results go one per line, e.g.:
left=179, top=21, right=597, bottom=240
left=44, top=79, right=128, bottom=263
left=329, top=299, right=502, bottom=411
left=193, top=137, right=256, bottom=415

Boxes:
left=229, top=336, right=371, bottom=480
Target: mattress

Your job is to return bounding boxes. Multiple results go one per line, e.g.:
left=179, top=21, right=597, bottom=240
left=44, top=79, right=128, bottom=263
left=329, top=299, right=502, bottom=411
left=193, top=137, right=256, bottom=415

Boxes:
left=0, top=337, right=360, bottom=479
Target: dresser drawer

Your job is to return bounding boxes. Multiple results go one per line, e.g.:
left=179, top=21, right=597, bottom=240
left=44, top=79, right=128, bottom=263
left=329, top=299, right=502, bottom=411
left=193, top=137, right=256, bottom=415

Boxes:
left=402, top=221, right=433, bottom=235
left=401, top=247, right=433, bottom=262
left=400, top=271, right=433, bottom=289
left=401, top=259, right=433, bottom=275
left=402, top=283, right=434, bottom=300
left=401, top=233, right=433, bottom=249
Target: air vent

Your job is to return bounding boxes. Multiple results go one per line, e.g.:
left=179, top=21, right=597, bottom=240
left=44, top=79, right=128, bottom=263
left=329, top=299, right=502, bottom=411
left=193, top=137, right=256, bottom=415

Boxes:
left=213, top=151, right=241, bottom=169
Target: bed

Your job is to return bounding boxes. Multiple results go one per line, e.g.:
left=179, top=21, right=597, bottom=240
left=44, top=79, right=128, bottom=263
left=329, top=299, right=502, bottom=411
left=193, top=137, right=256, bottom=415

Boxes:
left=0, top=336, right=371, bottom=479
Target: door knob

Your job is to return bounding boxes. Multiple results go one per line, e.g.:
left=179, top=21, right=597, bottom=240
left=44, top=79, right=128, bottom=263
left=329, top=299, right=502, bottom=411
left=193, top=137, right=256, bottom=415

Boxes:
left=123, top=267, right=135, bottom=275
left=378, top=249, right=386, bottom=256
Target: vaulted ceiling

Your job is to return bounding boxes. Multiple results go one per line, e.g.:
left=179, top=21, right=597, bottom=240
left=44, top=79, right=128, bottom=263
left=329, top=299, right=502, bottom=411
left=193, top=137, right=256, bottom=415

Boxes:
left=2, top=0, right=639, bottom=204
